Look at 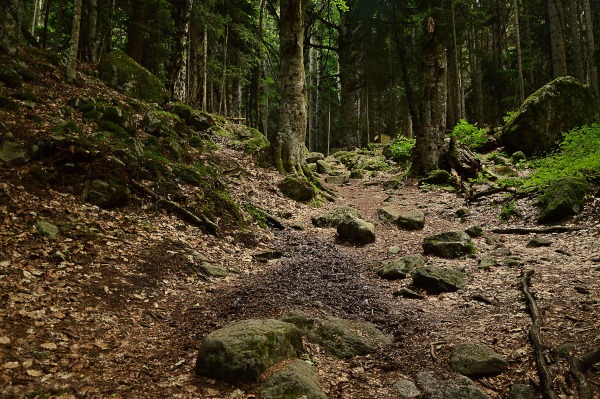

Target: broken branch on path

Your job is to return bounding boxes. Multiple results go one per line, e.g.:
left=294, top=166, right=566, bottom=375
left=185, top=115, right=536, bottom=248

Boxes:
left=131, top=180, right=218, bottom=236
left=521, top=270, right=556, bottom=399
left=492, top=226, right=580, bottom=234
left=570, top=347, right=600, bottom=399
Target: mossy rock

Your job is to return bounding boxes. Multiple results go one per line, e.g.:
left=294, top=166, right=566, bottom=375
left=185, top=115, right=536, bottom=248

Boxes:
left=337, top=217, right=376, bottom=244
left=450, top=343, right=508, bottom=376
left=502, top=76, right=598, bottom=155
left=412, top=265, right=466, bottom=293
left=312, top=206, right=360, bottom=228
left=101, top=106, right=136, bottom=132
left=423, top=230, right=476, bottom=259
left=420, top=169, right=452, bottom=185
left=98, top=50, right=169, bottom=104
left=258, top=359, right=327, bottom=399
left=378, top=254, right=425, bottom=280
left=13, top=90, right=37, bottom=101
left=167, top=102, right=215, bottom=131
left=281, top=311, right=391, bottom=359
left=195, top=319, right=303, bottom=382
left=537, top=176, right=589, bottom=223
left=0, top=94, right=16, bottom=110
left=0, top=66, right=22, bottom=88
left=279, top=177, right=316, bottom=202
left=83, top=179, right=130, bottom=209
left=0, top=142, right=31, bottom=165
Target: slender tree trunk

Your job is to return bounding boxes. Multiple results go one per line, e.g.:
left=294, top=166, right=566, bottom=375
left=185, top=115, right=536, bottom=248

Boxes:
left=31, top=0, right=41, bottom=35
left=171, top=0, right=193, bottom=101
left=41, top=0, right=50, bottom=48
left=220, top=22, right=228, bottom=115
left=307, top=40, right=314, bottom=151
left=86, top=0, right=97, bottom=62
left=412, top=17, right=448, bottom=176
left=513, top=0, right=525, bottom=103
left=54, top=0, right=63, bottom=51
left=256, top=0, right=267, bottom=130
left=315, top=29, right=323, bottom=152
left=468, top=29, right=484, bottom=126
left=273, top=0, right=308, bottom=174
left=450, top=0, right=463, bottom=123
left=66, top=0, right=83, bottom=83
left=583, top=0, right=599, bottom=91
left=202, top=25, right=208, bottom=111
left=568, top=0, right=585, bottom=81
left=126, top=2, right=146, bottom=64
left=548, top=0, right=568, bottom=77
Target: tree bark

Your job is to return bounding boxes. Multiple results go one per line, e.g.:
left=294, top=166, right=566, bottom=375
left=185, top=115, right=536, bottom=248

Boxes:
left=548, top=0, right=568, bottom=77
left=170, top=0, right=194, bottom=102
left=582, top=0, right=599, bottom=92
left=412, top=17, right=448, bottom=176
left=85, top=0, right=97, bottom=62
left=54, top=0, right=63, bottom=51
left=66, top=0, right=83, bottom=83
left=41, top=0, right=50, bottom=48
left=125, top=1, right=146, bottom=64
left=273, top=0, right=308, bottom=174
left=512, top=0, right=525, bottom=103
left=220, top=22, right=229, bottom=115
left=568, top=0, right=585, bottom=81
left=202, top=25, right=208, bottom=111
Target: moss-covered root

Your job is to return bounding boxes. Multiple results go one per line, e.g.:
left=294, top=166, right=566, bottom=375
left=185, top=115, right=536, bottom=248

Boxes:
left=301, top=164, right=337, bottom=201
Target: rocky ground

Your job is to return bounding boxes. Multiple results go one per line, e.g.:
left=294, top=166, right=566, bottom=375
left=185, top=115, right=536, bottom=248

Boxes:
left=1, top=47, right=600, bottom=399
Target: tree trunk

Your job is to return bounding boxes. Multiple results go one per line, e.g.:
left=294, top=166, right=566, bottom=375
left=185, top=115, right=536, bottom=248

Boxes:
left=0, top=0, right=22, bottom=54
left=87, top=0, right=97, bottom=62
left=31, top=0, right=41, bottom=36
left=582, top=0, right=598, bottom=92
left=315, top=29, right=323, bottom=152
left=220, top=22, right=228, bottom=115
left=202, top=25, right=208, bottom=111
left=41, top=0, right=50, bottom=48
left=66, top=0, right=83, bottom=83
left=125, top=1, right=146, bottom=64
left=255, top=0, right=267, bottom=130
left=273, top=0, right=308, bottom=174
left=307, top=39, right=315, bottom=151
left=568, top=0, right=584, bottom=81
left=513, top=0, right=525, bottom=103
left=412, top=17, right=448, bottom=176
left=54, top=0, right=63, bottom=51
left=171, top=0, right=193, bottom=101
left=338, top=10, right=360, bottom=148
left=548, top=0, right=568, bottom=77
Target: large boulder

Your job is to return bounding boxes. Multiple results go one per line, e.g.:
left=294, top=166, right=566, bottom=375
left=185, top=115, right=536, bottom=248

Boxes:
left=502, top=76, right=598, bottom=155
left=397, top=210, right=425, bottom=230
left=537, top=176, right=589, bottom=224
left=98, top=50, right=170, bottom=104
left=281, top=311, right=391, bottom=359
left=167, top=102, right=215, bottom=131
left=416, top=371, right=490, bottom=399
left=450, top=343, right=508, bottom=376
left=337, top=217, right=375, bottom=244
left=279, top=177, right=316, bottom=202
left=423, top=231, right=475, bottom=258
left=378, top=254, right=425, bottom=280
left=412, top=265, right=466, bottom=293
left=258, top=359, right=327, bottom=399
left=195, top=319, right=303, bottom=382
left=313, top=206, right=360, bottom=228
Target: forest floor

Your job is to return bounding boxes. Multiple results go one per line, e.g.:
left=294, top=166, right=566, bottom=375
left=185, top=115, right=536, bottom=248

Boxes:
left=1, top=48, right=600, bottom=399
left=1, top=144, right=600, bottom=399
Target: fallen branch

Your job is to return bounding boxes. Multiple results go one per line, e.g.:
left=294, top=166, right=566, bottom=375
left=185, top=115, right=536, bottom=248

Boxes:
left=131, top=180, right=218, bottom=236
left=469, top=186, right=517, bottom=201
left=492, top=226, right=580, bottom=234
left=521, top=270, right=556, bottom=399
left=570, top=347, right=600, bottom=399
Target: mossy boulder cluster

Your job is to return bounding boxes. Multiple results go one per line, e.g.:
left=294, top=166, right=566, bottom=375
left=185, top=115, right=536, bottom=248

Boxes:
left=537, top=176, right=589, bottom=223
left=99, top=50, right=170, bottom=104
left=502, top=76, right=598, bottom=155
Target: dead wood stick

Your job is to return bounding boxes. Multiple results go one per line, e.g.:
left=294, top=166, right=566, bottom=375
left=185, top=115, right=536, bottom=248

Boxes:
left=131, top=180, right=218, bottom=236
left=570, top=347, right=600, bottom=399
left=469, top=186, right=517, bottom=201
left=244, top=202, right=285, bottom=229
left=521, top=270, right=556, bottom=399
left=492, top=226, right=580, bottom=234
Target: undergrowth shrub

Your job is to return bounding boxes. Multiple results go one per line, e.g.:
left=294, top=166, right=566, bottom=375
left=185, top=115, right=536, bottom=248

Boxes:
left=525, top=123, right=600, bottom=188
left=450, top=119, right=488, bottom=150
left=382, top=136, right=415, bottom=164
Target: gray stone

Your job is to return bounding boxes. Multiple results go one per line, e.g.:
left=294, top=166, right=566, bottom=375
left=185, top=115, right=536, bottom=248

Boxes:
left=465, top=225, right=484, bottom=238
left=538, top=176, right=589, bottom=223
left=388, top=246, right=402, bottom=254
left=34, top=221, right=59, bottom=240
left=508, top=384, right=535, bottom=399
left=279, top=177, right=316, bottom=202
left=378, top=254, right=425, bottom=280
left=306, top=152, right=325, bottom=164
left=326, top=174, right=350, bottom=185
left=168, top=102, right=215, bottom=131
left=83, top=179, right=130, bottom=209
left=413, top=265, right=466, bottom=293
left=394, top=379, right=421, bottom=399
left=397, top=210, right=425, bottom=230
left=337, top=217, right=375, bottom=244
left=502, top=76, right=598, bottom=155
left=316, top=159, right=332, bottom=174
left=378, top=206, right=400, bottom=223
left=420, top=169, right=452, bottom=185
left=504, top=257, right=524, bottom=267
left=393, top=288, right=426, bottom=299
left=312, top=206, right=360, bottom=228
left=101, top=106, right=136, bottom=132
left=195, top=319, right=302, bottom=382
left=423, top=231, right=476, bottom=259
left=526, top=237, right=552, bottom=248
left=98, top=50, right=170, bottom=104
left=416, top=371, right=490, bottom=399
left=200, top=262, right=228, bottom=278
left=0, top=142, right=30, bottom=165
left=450, top=343, right=508, bottom=376
left=478, top=256, right=499, bottom=270
left=258, top=359, right=327, bottom=399
left=281, top=310, right=391, bottom=359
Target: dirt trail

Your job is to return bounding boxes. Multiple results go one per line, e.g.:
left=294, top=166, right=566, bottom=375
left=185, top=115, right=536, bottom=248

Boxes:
left=1, top=162, right=599, bottom=398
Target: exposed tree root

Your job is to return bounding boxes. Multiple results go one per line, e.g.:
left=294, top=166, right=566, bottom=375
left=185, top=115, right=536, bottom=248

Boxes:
left=469, top=186, right=517, bottom=201
left=570, top=347, right=600, bottom=399
left=301, top=164, right=337, bottom=201
left=521, top=270, right=556, bottom=399
left=492, top=227, right=580, bottom=234
left=131, top=180, right=218, bottom=236
left=244, top=201, right=285, bottom=229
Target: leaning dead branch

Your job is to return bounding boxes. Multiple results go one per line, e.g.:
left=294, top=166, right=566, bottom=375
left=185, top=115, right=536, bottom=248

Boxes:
left=131, top=179, right=218, bottom=236
left=521, top=270, right=556, bottom=399
left=570, top=347, right=600, bottom=399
